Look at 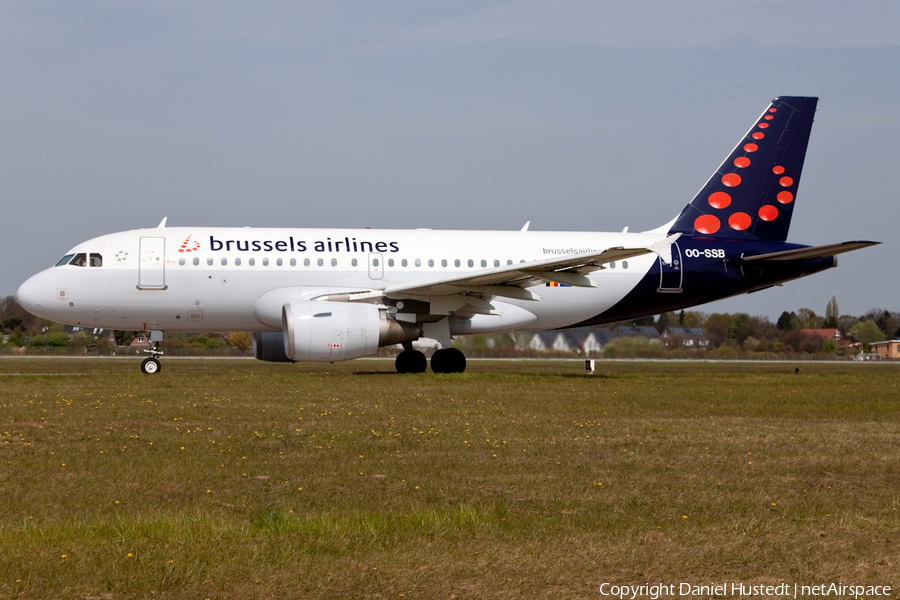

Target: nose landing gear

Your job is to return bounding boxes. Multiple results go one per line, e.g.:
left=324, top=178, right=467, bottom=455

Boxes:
left=141, top=355, right=161, bottom=374
left=140, top=330, right=164, bottom=375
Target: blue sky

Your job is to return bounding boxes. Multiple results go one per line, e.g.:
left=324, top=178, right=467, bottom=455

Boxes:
left=2, top=1, right=898, bottom=319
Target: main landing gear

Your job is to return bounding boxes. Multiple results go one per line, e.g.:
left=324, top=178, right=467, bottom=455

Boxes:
left=140, top=330, right=164, bottom=375
left=395, top=346, right=427, bottom=373
left=430, top=348, right=466, bottom=373
left=394, top=343, right=467, bottom=374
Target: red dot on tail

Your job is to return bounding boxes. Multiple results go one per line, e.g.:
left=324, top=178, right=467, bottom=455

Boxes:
left=758, top=122, right=769, bottom=129
left=777, top=191, right=794, bottom=204
left=768, top=107, right=777, bottom=113
left=772, top=166, right=785, bottom=174
left=733, top=157, right=750, bottom=168
left=694, top=215, right=720, bottom=234
left=759, top=205, right=778, bottom=221
left=779, top=176, right=794, bottom=187
left=722, top=173, right=742, bottom=187
left=743, top=143, right=758, bottom=152
left=764, top=115, right=774, bottom=121
left=178, top=249, right=184, bottom=253
left=752, top=132, right=765, bottom=140
left=729, top=212, right=752, bottom=231
left=708, top=191, right=732, bottom=209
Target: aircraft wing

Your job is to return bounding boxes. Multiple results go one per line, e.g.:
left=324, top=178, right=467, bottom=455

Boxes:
left=381, top=234, right=681, bottom=301
left=739, top=241, right=880, bottom=262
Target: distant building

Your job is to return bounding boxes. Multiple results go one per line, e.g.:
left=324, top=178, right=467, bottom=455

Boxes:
left=528, top=332, right=559, bottom=352
left=129, top=334, right=152, bottom=349
left=661, top=327, right=710, bottom=349
left=801, top=328, right=841, bottom=341
left=869, top=340, right=900, bottom=359
left=62, top=325, right=116, bottom=345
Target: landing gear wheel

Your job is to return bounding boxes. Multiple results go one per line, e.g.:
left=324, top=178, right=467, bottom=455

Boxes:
left=431, top=348, right=466, bottom=373
left=141, top=357, right=161, bottom=375
left=395, top=350, right=427, bottom=373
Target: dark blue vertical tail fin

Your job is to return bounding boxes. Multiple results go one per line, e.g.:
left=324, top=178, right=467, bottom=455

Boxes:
left=669, top=96, right=817, bottom=242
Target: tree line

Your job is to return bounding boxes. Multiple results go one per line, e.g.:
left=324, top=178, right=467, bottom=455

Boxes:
left=1, top=294, right=897, bottom=355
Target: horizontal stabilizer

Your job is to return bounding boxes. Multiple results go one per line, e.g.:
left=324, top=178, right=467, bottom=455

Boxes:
left=739, top=241, right=879, bottom=262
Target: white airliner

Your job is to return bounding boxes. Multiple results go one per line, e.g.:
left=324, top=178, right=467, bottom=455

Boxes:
left=16, top=97, right=877, bottom=374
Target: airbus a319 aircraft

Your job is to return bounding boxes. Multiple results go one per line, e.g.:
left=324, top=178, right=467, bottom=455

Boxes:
left=16, top=97, right=877, bottom=374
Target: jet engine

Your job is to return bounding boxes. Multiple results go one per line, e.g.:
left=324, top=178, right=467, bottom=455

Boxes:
left=252, top=331, right=293, bottom=362
left=259, top=301, right=419, bottom=363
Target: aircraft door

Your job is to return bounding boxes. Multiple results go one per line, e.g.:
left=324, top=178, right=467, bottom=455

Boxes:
left=657, top=242, right=683, bottom=293
left=139, top=237, right=166, bottom=289
left=368, top=253, right=383, bottom=280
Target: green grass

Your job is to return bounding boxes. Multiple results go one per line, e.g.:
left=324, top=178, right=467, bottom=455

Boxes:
left=1, top=358, right=899, bottom=598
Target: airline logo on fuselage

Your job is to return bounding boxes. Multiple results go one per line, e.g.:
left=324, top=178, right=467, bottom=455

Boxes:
left=208, top=236, right=400, bottom=254
left=178, top=234, right=201, bottom=253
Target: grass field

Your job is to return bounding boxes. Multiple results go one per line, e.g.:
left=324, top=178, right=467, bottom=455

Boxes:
left=1, top=358, right=898, bottom=599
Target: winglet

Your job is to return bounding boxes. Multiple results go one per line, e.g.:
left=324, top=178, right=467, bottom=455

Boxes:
left=648, top=233, right=682, bottom=265
left=521, top=221, right=530, bottom=232
left=157, top=217, right=168, bottom=228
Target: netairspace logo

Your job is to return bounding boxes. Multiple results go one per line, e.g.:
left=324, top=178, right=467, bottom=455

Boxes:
left=597, top=582, right=891, bottom=599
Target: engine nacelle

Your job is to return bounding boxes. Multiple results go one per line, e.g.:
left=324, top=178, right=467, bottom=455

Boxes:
left=252, top=331, right=293, bottom=362
left=281, top=301, right=419, bottom=362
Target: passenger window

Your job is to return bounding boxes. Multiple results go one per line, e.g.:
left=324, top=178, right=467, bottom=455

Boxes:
left=467, top=259, right=474, bottom=268
left=454, top=259, right=461, bottom=267
left=442, top=259, right=448, bottom=267
left=401, top=259, right=408, bottom=267
left=415, top=259, right=422, bottom=267
left=221, top=258, right=227, bottom=266
left=207, top=257, right=214, bottom=266
left=609, top=262, right=616, bottom=269
left=290, top=258, right=296, bottom=267
left=193, top=257, right=199, bottom=266
left=388, top=259, right=395, bottom=267
left=70, top=253, right=88, bottom=267
left=428, top=259, right=434, bottom=267
left=481, top=259, right=487, bottom=267
left=351, top=258, right=358, bottom=267
left=235, top=258, right=242, bottom=266
left=622, top=261, right=629, bottom=269
left=178, top=257, right=185, bottom=266
left=494, top=260, right=500, bottom=267
left=304, top=258, right=310, bottom=267
left=89, top=253, right=103, bottom=267
left=277, top=258, right=283, bottom=266
left=331, top=258, right=337, bottom=267
left=55, top=254, right=75, bottom=267
left=249, top=258, right=255, bottom=266
left=317, top=258, right=324, bottom=267
left=507, top=260, right=513, bottom=265
left=372, top=258, right=379, bottom=267
left=262, top=258, right=269, bottom=266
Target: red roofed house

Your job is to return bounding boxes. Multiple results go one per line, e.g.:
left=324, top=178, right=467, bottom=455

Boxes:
left=801, top=329, right=841, bottom=342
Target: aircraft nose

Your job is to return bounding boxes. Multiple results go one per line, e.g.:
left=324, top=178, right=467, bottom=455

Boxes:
left=16, top=273, right=44, bottom=315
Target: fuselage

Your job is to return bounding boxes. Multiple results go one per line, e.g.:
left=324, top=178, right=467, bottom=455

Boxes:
left=16, top=225, right=833, bottom=334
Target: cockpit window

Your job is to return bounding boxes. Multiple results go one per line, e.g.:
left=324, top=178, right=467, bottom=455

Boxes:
left=69, top=253, right=88, bottom=267
left=89, top=253, right=103, bottom=267
left=55, top=254, right=75, bottom=267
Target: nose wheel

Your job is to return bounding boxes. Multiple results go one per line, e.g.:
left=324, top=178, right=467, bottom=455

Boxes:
left=140, top=330, right=165, bottom=374
left=141, top=357, right=161, bottom=374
